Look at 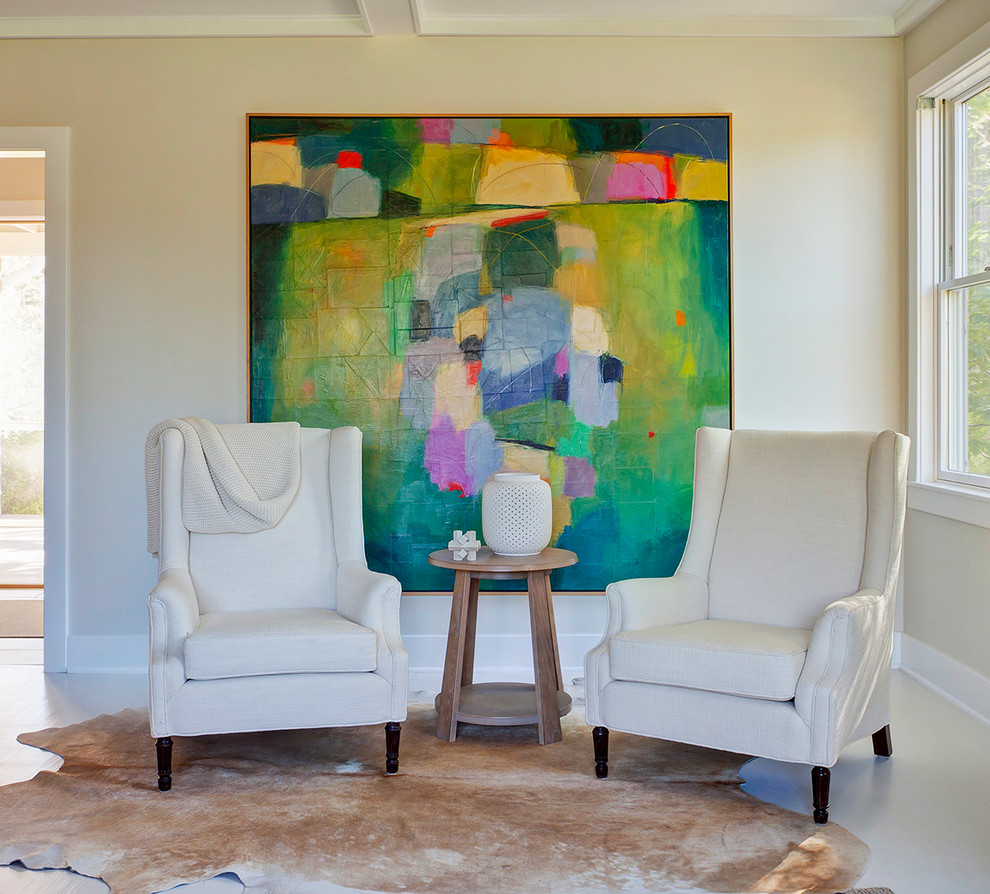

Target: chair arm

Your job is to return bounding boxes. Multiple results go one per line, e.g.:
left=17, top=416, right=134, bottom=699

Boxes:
left=603, top=573, right=709, bottom=636
left=795, top=588, right=893, bottom=765
left=336, top=560, right=409, bottom=719
left=584, top=573, right=708, bottom=725
left=336, top=561, right=401, bottom=631
left=147, top=568, right=200, bottom=735
left=148, top=568, right=200, bottom=661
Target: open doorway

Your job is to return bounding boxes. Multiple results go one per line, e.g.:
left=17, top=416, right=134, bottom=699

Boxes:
left=0, top=150, right=44, bottom=652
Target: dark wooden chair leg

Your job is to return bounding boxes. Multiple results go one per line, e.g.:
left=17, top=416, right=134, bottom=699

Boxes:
left=156, top=737, right=173, bottom=792
left=385, top=722, right=401, bottom=775
left=593, top=726, right=609, bottom=778
left=872, top=724, right=893, bottom=757
left=812, top=765, right=830, bottom=824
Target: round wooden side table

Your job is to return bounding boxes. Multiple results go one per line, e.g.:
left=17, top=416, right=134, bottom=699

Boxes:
left=428, top=546, right=578, bottom=745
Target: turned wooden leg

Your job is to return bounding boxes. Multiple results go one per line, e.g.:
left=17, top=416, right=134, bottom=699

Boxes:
left=812, top=765, right=830, bottom=824
left=593, top=726, right=609, bottom=778
left=385, top=722, right=401, bottom=775
left=156, top=737, right=173, bottom=792
left=872, top=724, right=893, bottom=757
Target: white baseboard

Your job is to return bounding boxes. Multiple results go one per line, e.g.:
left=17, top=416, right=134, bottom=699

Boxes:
left=60, top=632, right=596, bottom=687
left=62, top=631, right=990, bottom=734
left=409, top=666, right=586, bottom=696
left=897, top=633, right=990, bottom=729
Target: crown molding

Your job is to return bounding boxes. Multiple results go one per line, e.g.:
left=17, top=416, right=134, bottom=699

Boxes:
left=0, top=0, right=948, bottom=41
left=894, top=0, right=946, bottom=35
left=415, top=14, right=899, bottom=39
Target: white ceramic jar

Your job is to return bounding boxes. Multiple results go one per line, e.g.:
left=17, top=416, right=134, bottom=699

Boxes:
left=481, top=472, right=553, bottom=556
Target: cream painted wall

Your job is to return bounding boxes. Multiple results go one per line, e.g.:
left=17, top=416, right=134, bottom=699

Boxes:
left=0, top=35, right=903, bottom=669
left=904, top=0, right=990, bottom=79
left=902, top=0, right=990, bottom=684
left=903, top=511, right=990, bottom=678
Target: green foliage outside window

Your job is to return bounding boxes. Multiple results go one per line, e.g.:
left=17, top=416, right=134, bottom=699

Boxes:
left=0, top=430, right=43, bottom=515
left=966, top=88, right=990, bottom=475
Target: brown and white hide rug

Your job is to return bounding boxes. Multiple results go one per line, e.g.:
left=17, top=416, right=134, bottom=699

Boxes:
left=0, top=706, right=869, bottom=894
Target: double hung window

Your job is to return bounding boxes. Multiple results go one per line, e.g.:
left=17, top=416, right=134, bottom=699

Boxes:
left=929, top=71, right=990, bottom=489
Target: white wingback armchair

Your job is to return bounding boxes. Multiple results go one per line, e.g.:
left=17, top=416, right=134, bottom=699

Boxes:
left=148, top=424, right=408, bottom=790
left=585, top=427, right=909, bottom=823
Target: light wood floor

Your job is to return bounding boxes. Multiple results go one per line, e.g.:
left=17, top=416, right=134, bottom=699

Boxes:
left=0, top=660, right=988, bottom=893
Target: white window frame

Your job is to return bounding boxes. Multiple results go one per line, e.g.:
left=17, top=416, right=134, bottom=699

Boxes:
left=938, top=75, right=990, bottom=489
left=909, top=26, right=990, bottom=530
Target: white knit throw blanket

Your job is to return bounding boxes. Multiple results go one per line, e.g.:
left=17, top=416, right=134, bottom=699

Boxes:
left=145, top=417, right=301, bottom=557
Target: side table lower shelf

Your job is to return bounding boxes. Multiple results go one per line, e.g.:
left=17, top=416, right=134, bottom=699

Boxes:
left=434, top=682, right=572, bottom=727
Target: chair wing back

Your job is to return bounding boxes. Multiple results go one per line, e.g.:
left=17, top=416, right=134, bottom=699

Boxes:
left=706, top=430, right=880, bottom=629
left=183, top=426, right=341, bottom=614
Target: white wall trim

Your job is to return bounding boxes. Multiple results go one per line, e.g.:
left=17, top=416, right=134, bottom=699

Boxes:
left=897, top=633, right=990, bottom=729
left=62, top=631, right=598, bottom=679
left=64, top=630, right=990, bottom=732
left=907, top=481, right=990, bottom=529
left=893, top=0, right=946, bottom=36
left=0, top=127, right=69, bottom=674
left=417, top=14, right=897, bottom=38
left=409, top=666, right=587, bottom=696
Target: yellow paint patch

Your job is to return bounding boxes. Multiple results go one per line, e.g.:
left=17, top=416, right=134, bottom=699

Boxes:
left=680, top=343, right=697, bottom=378
left=251, top=141, right=303, bottom=187
left=555, top=223, right=598, bottom=255
left=554, top=261, right=605, bottom=308
left=433, top=361, right=481, bottom=430
left=500, top=445, right=551, bottom=478
left=547, top=453, right=572, bottom=540
left=677, top=159, right=728, bottom=201
left=476, top=147, right=580, bottom=207
left=453, top=305, right=489, bottom=344
left=571, top=305, right=609, bottom=355
left=552, top=492, right=572, bottom=541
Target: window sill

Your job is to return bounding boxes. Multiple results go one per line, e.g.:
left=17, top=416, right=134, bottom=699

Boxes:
left=907, top=480, right=990, bottom=530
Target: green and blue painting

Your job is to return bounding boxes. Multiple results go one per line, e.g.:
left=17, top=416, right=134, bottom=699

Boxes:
left=249, top=115, right=731, bottom=591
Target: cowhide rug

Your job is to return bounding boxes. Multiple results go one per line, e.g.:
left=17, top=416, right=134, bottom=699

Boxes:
left=0, top=706, right=868, bottom=894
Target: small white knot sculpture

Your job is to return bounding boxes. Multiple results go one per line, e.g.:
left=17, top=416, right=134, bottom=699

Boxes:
left=447, top=530, right=481, bottom=561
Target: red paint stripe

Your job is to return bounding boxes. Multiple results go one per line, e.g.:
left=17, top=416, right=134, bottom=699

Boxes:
left=491, top=210, right=549, bottom=229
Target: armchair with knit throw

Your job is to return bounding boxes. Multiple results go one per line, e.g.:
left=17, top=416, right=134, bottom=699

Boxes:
left=146, top=420, right=408, bottom=791
left=585, top=427, right=909, bottom=823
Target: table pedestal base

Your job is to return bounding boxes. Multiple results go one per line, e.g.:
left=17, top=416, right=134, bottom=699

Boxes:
left=434, top=682, right=572, bottom=727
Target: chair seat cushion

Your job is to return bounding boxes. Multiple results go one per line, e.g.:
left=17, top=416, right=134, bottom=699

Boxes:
left=185, top=608, right=378, bottom=681
left=608, top=619, right=811, bottom=701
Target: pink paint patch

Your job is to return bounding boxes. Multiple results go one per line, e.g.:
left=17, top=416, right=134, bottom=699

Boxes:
left=419, top=118, right=454, bottom=144
left=424, top=415, right=468, bottom=493
left=563, top=456, right=596, bottom=498
left=301, top=378, right=315, bottom=398
left=555, top=348, right=569, bottom=377
left=606, top=162, right=667, bottom=201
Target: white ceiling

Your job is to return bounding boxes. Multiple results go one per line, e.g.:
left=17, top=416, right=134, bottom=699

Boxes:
left=0, top=0, right=945, bottom=39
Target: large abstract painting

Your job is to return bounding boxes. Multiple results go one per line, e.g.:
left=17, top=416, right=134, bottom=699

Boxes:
left=249, top=115, right=730, bottom=591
